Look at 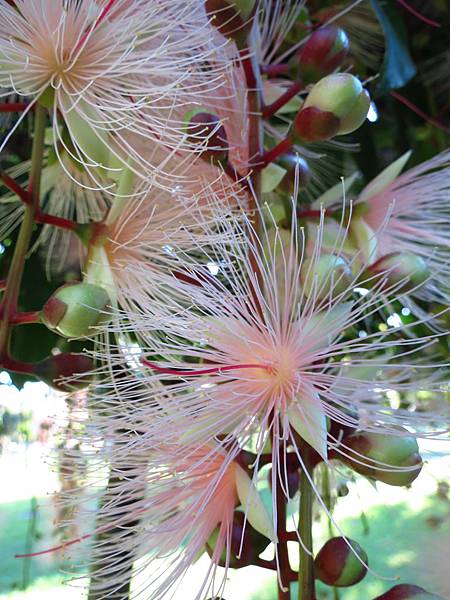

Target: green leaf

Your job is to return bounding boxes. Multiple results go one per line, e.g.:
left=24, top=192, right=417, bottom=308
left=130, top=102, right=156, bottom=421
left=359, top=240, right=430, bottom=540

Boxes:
left=371, top=0, right=417, bottom=95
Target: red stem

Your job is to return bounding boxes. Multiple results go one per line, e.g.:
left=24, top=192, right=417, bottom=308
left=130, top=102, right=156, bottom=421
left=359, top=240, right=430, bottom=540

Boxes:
left=0, top=280, right=6, bottom=291
left=10, top=311, right=40, bottom=325
left=396, top=0, right=441, bottom=27
left=141, top=358, right=268, bottom=377
left=0, top=102, right=30, bottom=113
left=261, top=64, right=290, bottom=77
left=391, top=91, right=450, bottom=134
left=297, top=209, right=324, bottom=219
left=0, top=171, right=32, bottom=204
left=35, top=211, right=78, bottom=231
left=263, top=82, right=303, bottom=118
left=0, top=354, right=35, bottom=375
left=260, top=137, right=292, bottom=169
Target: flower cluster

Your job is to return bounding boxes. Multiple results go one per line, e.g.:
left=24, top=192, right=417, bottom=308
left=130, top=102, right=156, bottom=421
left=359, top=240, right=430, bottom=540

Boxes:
left=0, top=1, right=448, bottom=600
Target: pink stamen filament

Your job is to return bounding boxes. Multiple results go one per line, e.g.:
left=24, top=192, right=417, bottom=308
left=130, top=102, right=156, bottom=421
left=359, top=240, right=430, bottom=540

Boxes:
left=141, top=358, right=269, bottom=376
left=16, top=533, right=92, bottom=558
left=396, top=0, right=441, bottom=27
left=74, top=0, right=117, bottom=53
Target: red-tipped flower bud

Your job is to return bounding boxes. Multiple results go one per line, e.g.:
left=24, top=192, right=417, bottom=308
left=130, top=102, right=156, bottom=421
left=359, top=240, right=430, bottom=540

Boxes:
left=206, top=511, right=269, bottom=568
left=315, top=537, right=368, bottom=587
left=294, top=26, right=350, bottom=83
left=368, top=252, right=429, bottom=293
left=34, top=353, right=93, bottom=392
left=184, top=109, right=229, bottom=164
left=373, top=584, right=445, bottom=599
left=277, top=153, right=311, bottom=196
left=205, top=0, right=257, bottom=45
left=342, top=430, right=423, bottom=487
left=293, top=73, right=370, bottom=142
left=301, top=254, right=352, bottom=300
left=41, top=282, right=111, bottom=338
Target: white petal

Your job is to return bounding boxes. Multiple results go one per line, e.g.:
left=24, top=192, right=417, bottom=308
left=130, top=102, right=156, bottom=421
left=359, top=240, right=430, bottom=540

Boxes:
left=234, top=465, right=276, bottom=542
left=288, top=389, right=328, bottom=460
left=358, top=150, right=412, bottom=204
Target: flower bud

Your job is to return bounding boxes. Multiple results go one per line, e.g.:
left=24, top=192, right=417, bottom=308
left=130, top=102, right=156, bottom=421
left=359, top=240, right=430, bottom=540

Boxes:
left=367, top=252, right=429, bottom=293
left=342, top=430, right=422, bottom=487
left=34, top=353, right=93, bottom=392
left=206, top=511, right=269, bottom=568
left=373, top=584, right=445, bottom=599
left=293, top=74, right=370, bottom=142
left=315, top=536, right=368, bottom=587
left=294, top=26, right=350, bottom=83
left=184, top=109, right=229, bottom=164
left=277, top=153, right=311, bottom=196
left=205, top=0, right=257, bottom=45
left=42, top=282, right=111, bottom=338
left=301, top=254, right=352, bottom=300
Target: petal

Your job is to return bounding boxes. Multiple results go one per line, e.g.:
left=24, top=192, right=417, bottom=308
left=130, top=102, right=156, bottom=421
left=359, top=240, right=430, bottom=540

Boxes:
left=262, top=162, right=287, bottom=193
left=311, top=171, right=360, bottom=209
left=358, top=150, right=412, bottom=204
left=301, top=302, right=354, bottom=353
left=288, top=388, right=328, bottom=460
left=234, top=465, right=276, bottom=542
left=84, top=246, right=118, bottom=306
left=349, top=217, right=378, bottom=263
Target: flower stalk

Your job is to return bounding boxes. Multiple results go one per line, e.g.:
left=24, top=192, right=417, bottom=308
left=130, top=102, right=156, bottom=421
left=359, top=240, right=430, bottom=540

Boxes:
left=298, top=449, right=315, bottom=600
left=0, top=103, right=46, bottom=356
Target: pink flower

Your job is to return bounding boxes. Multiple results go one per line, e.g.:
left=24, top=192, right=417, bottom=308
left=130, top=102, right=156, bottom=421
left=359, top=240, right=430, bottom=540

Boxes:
left=354, top=150, right=450, bottom=302
left=108, top=212, right=446, bottom=499
left=0, top=0, right=228, bottom=184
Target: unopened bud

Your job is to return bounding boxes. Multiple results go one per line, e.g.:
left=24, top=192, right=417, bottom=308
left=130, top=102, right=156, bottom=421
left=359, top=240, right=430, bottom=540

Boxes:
left=342, top=430, right=422, bottom=487
left=301, top=254, right=352, bottom=300
left=184, top=110, right=229, bottom=164
left=315, top=536, right=368, bottom=587
left=205, top=0, right=257, bottom=45
left=206, top=511, right=269, bottom=568
left=34, top=353, right=93, bottom=392
left=293, top=73, right=370, bottom=142
left=277, top=153, right=311, bottom=196
left=373, top=584, right=445, bottom=599
left=42, top=282, right=110, bottom=338
left=294, top=26, right=350, bottom=83
left=368, top=252, right=429, bottom=293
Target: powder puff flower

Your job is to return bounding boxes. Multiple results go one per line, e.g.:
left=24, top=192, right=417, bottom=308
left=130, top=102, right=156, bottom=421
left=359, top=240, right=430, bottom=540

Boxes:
left=0, top=0, right=227, bottom=186
left=100, top=209, right=447, bottom=520
left=351, top=150, right=450, bottom=303
left=82, top=183, right=243, bottom=313
left=46, top=431, right=273, bottom=600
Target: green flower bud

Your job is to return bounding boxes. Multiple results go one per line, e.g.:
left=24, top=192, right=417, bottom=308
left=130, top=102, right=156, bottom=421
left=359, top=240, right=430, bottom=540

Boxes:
left=206, top=511, right=269, bottom=568
left=315, top=536, right=368, bottom=587
left=42, top=282, right=111, bottom=338
left=184, top=109, right=229, bottom=164
left=367, top=252, right=429, bottom=293
left=374, top=584, right=445, bottom=599
left=342, top=430, right=423, bottom=487
left=294, top=26, right=350, bottom=84
left=205, top=0, right=257, bottom=45
left=34, top=353, right=93, bottom=392
left=293, top=74, right=370, bottom=142
left=301, top=254, right=352, bottom=300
